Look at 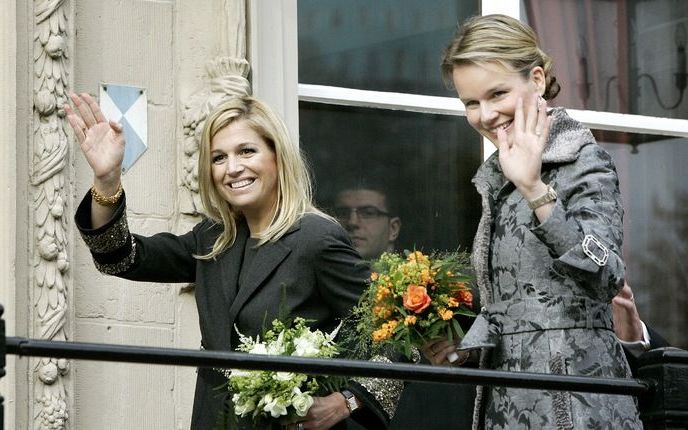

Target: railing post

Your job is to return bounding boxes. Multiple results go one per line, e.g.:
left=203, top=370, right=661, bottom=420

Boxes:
left=638, top=347, right=688, bottom=429
left=1, top=304, right=5, bottom=430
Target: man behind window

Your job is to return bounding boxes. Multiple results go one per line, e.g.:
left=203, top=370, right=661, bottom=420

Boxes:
left=333, top=186, right=401, bottom=260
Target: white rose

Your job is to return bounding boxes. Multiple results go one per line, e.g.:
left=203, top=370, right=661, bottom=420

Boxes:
left=233, top=396, right=256, bottom=417
left=249, top=343, right=268, bottom=355
left=263, top=395, right=289, bottom=418
left=273, top=372, right=294, bottom=381
left=292, top=332, right=320, bottom=357
left=291, top=391, right=314, bottom=417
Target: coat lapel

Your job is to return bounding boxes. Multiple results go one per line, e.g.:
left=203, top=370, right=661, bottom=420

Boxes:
left=219, top=221, right=250, bottom=306
left=471, top=155, right=504, bottom=307
left=226, top=221, right=300, bottom=328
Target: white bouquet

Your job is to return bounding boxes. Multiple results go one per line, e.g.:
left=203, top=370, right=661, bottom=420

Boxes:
left=227, top=317, right=344, bottom=427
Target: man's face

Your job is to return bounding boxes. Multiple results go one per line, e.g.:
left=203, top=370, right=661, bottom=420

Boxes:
left=334, top=189, right=401, bottom=260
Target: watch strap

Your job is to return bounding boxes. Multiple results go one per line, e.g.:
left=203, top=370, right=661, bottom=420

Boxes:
left=528, top=185, right=557, bottom=210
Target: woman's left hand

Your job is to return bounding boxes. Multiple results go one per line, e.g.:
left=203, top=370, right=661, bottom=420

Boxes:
left=497, top=93, right=552, bottom=197
left=290, top=392, right=349, bottom=430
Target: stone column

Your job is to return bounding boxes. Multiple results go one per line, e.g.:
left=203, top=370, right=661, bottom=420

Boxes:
left=0, top=1, right=17, bottom=429
left=30, top=0, right=72, bottom=428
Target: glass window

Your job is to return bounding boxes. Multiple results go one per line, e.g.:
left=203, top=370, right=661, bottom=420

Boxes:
left=298, top=0, right=479, bottom=96
left=299, top=102, right=482, bottom=253
left=298, top=0, right=483, bottom=257
left=523, top=0, right=688, bottom=119
left=601, top=133, right=688, bottom=348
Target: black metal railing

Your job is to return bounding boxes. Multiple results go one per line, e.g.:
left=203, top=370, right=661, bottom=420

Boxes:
left=5, top=336, right=651, bottom=396
left=1, top=306, right=687, bottom=429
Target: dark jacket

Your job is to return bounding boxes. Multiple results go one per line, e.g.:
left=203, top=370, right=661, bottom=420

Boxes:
left=75, top=193, right=390, bottom=429
left=625, top=325, right=671, bottom=376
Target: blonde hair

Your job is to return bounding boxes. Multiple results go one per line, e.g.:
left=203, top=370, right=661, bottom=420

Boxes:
left=441, top=14, right=561, bottom=100
left=197, top=96, right=330, bottom=259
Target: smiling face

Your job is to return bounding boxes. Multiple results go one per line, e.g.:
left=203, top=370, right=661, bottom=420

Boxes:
left=210, top=119, right=278, bottom=232
left=452, top=62, right=545, bottom=147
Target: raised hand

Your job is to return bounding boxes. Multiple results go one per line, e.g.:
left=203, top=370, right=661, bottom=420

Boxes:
left=65, top=93, right=125, bottom=189
left=497, top=93, right=551, bottom=197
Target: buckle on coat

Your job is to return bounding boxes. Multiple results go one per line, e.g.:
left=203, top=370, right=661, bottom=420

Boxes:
left=582, top=234, right=609, bottom=267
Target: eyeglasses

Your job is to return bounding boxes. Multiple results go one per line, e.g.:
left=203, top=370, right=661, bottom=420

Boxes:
left=333, top=205, right=391, bottom=221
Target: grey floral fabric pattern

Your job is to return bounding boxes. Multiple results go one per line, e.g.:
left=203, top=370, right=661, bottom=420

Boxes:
left=460, top=108, right=642, bottom=429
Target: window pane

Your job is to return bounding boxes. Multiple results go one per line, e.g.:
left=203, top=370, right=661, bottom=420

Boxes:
left=524, top=0, right=688, bottom=119
left=299, top=101, right=482, bottom=254
left=601, top=134, right=688, bottom=348
left=298, top=0, right=479, bottom=96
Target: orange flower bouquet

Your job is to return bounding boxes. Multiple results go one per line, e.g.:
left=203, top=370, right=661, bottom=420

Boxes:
left=350, top=251, right=475, bottom=359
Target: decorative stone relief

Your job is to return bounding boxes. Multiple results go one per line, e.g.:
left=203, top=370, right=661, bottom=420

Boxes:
left=179, top=0, right=250, bottom=216
left=179, top=57, right=251, bottom=215
left=31, top=0, right=71, bottom=428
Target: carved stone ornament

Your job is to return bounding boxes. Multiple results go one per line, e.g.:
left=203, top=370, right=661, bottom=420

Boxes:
left=180, top=57, right=251, bottom=215
left=178, top=0, right=249, bottom=214
left=32, top=0, right=71, bottom=428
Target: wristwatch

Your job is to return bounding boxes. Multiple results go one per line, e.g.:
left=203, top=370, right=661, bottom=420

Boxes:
left=527, top=184, right=557, bottom=210
left=341, top=389, right=362, bottom=414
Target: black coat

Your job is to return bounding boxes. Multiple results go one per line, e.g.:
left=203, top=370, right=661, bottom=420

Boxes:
left=76, top=196, right=384, bottom=429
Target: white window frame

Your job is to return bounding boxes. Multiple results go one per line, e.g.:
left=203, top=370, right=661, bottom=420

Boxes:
left=249, top=0, right=300, bottom=140
left=251, top=0, right=688, bottom=158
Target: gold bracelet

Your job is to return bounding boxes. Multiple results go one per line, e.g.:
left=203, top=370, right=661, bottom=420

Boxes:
left=91, top=183, right=123, bottom=206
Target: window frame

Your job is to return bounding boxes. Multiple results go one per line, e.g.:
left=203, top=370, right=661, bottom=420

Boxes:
left=251, top=0, right=688, bottom=157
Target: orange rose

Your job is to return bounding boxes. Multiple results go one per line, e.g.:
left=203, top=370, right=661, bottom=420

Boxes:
left=403, top=284, right=432, bottom=314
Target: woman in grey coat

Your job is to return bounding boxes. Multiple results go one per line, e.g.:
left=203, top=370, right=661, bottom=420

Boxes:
left=65, top=95, right=399, bottom=429
left=432, top=14, right=642, bottom=429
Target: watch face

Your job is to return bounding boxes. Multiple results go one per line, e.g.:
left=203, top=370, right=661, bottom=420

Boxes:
left=342, top=390, right=358, bottom=412
left=346, top=397, right=359, bottom=411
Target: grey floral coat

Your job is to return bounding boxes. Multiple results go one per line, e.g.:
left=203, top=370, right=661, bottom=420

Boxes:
left=459, top=108, right=642, bottom=429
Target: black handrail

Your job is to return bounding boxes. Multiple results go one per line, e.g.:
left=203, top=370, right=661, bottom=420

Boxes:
left=6, top=336, right=650, bottom=396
